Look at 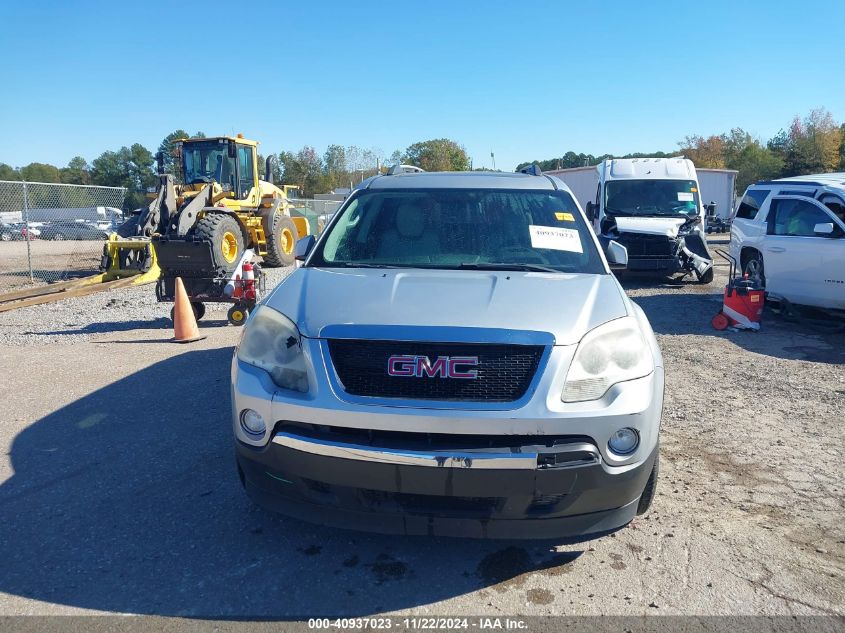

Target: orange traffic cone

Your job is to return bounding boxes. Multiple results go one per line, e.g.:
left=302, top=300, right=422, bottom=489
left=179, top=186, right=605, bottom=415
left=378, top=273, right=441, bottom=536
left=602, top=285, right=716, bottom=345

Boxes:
left=172, top=277, right=206, bottom=344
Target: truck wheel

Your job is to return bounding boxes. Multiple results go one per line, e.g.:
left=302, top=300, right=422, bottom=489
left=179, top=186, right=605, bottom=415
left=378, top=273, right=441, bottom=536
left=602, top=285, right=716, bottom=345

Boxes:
left=194, top=213, right=244, bottom=273
left=263, top=214, right=298, bottom=267
left=742, top=251, right=765, bottom=288
left=698, top=267, right=714, bottom=284
left=636, top=454, right=659, bottom=515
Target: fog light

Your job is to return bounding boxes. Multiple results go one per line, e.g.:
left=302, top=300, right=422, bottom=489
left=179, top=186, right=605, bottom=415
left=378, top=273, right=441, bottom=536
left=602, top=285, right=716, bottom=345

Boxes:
left=240, top=409, right=266, bottom=436
left=608, top=428, right=639, bottom=455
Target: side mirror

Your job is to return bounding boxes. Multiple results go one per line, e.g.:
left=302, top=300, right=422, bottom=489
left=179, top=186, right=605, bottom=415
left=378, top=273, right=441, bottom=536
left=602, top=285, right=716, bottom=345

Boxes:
left=294, top=235, right=316, bottom=262
left=585, top=201, right=597, bottom=221
left=605, top=239, right=628, bottom=270
left=814, top=222, right=835, bottom=236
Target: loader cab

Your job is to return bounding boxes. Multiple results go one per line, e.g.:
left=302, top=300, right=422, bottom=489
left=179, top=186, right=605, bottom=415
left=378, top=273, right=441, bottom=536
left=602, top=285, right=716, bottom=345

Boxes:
left=180, top=137, right=258, bottom=203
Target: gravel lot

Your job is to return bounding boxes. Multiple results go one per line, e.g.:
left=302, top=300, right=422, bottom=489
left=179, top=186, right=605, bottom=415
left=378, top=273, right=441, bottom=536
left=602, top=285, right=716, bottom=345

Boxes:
left=0, top=241, right=843, bottom=619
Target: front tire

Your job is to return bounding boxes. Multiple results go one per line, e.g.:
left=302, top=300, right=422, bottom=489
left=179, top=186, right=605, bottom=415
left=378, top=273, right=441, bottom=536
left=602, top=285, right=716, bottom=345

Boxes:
left=53, top=233, right=65, bottom=241
left=263, top=214, right=298, bottom=267
left=698, top=267, right=715, bottom=284
left=193, top=213, right=244, bottom=273
left=742, top=250, right=765, bottom=288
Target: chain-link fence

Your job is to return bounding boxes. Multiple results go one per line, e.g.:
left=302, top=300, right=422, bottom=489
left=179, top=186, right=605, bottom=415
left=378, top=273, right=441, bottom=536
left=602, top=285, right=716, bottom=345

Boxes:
left=288, top=198, right=343, bottom=234
left=0, top=181, right=126, bottom=290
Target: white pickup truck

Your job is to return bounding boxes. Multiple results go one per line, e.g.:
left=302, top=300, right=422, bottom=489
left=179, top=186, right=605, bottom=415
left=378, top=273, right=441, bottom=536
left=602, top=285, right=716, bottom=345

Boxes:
left=729, top=173, right=845, bottom=311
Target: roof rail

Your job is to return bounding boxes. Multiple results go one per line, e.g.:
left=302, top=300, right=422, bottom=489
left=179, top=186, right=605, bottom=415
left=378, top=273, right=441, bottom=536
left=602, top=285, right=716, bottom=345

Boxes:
left=519, top=164, right=543, bottom=176
left=386, top=164, right=425, bottom=175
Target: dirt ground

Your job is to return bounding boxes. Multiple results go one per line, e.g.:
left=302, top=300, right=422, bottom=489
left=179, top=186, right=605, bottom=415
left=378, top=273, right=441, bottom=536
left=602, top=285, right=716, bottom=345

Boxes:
left=0, top=240, right=842, bottom=619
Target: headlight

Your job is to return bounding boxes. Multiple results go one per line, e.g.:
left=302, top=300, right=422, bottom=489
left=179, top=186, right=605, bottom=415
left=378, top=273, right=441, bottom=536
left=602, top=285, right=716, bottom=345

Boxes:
left=562, top=317, right=653, bottom=402
left=237, top=306, right=309, bottom=392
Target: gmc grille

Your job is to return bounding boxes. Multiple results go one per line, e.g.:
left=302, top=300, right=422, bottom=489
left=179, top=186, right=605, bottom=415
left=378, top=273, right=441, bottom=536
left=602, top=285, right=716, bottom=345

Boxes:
left=327, top=339, right=544, bottom=402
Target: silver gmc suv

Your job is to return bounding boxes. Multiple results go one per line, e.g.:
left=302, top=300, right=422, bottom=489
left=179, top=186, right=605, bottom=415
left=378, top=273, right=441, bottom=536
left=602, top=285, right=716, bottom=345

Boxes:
left=231, top=167, right=663, bottom=539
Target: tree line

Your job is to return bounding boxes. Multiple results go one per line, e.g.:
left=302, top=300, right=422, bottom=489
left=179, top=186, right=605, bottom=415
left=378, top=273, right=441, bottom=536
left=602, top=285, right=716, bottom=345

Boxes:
left=0, top=134, right=470, bottom=210
left=516, top=107, right=845, bottom=192
left=4, top=108, right=841, bottom=210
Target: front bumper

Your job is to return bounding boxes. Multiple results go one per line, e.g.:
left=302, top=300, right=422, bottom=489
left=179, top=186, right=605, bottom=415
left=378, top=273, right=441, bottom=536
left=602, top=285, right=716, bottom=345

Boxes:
left=232, top=325, right=664, bottom=539
left=236, top=433, right=657, bottom=539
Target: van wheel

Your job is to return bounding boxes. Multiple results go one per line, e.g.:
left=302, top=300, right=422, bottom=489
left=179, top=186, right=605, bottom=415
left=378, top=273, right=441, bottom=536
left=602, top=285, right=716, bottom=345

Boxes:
left=742, top=250, right=765, bottom=287
left=636, top=454, right=659, bottom=515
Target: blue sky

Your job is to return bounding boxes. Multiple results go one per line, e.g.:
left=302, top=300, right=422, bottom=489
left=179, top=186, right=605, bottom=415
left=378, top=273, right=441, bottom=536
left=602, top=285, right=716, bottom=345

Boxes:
left=1, top=0, right=843, bottom=172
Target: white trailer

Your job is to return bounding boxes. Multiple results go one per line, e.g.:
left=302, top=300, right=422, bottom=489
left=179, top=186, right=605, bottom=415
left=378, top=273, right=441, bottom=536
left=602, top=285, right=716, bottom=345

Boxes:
left=546, top=165, right=737, bottom=219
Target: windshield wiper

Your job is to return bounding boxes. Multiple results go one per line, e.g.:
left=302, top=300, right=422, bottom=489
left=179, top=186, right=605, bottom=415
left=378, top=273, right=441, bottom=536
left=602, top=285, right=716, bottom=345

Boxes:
left=457, top=262, right=561, bottom=273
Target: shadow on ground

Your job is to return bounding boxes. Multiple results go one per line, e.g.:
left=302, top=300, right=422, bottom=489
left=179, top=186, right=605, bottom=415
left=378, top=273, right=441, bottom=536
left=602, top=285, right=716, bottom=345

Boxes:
left=35, top=318, right=232, bottom=336
left=625, top=280, right=845, bottom=364
left=0, top=347, right=583, bottom=617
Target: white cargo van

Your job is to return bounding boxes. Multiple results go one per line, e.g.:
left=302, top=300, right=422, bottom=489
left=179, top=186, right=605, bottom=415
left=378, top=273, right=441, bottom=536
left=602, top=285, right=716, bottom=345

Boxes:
left=582, top=158, right=714, bottom=283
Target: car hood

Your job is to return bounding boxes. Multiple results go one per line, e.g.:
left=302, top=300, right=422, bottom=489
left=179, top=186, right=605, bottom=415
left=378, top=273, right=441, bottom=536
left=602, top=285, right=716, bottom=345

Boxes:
left=613, top=216, right=688, bottom=238
left=265, top=268, right=629, bottom=346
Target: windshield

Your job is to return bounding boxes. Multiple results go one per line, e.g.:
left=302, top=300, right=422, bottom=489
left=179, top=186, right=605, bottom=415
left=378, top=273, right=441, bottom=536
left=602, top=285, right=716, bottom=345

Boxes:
left=605, top=179, right=700, bottom=217
left=182, top=140, right=236, bottom=190
left=309, top=188, right=605, bottom=274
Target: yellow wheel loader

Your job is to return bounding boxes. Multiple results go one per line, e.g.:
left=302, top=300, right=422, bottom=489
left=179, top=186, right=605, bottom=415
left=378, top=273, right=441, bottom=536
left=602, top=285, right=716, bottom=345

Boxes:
left=104, top=135, right=311, bottom=281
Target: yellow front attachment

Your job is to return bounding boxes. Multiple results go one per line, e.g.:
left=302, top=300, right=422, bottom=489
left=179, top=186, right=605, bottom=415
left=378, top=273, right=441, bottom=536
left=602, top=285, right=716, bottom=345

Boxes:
left=101, top=234, right=161, bottom=284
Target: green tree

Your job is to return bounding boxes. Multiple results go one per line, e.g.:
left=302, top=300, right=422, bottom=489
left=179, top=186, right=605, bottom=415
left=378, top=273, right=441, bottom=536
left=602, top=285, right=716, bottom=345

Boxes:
left=279, top=146, right=329, bottom=197
left=20, top=162, right=62, bottom=183
left=157, top=129, right=190, bottom=181
left=323, top=144, right=348, bottom=189
left=91, top=144, right=156, bottom=210
left=403, top=139, right=470, bottom=171
left=0, top=163, right=21, bottom=180
left=60, top=156, right=91, bottom=185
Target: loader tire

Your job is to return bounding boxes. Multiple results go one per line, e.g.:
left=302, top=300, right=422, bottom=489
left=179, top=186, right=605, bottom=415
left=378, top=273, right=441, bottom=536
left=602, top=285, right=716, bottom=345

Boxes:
left=263, top=214, right=298, bottom=267
left=194, top=213, right=244, bottom=273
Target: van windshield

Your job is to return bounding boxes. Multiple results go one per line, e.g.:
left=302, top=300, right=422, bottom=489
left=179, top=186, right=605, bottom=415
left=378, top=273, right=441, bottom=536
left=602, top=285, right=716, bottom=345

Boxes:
left=605, top=179, right=700, bottom=217
left=309, top=188, right=605, bottom=274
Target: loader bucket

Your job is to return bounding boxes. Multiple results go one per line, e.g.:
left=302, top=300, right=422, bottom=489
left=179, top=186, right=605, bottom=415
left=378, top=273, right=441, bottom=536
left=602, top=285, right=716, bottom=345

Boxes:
left=100, top=234, right=161, bottom=283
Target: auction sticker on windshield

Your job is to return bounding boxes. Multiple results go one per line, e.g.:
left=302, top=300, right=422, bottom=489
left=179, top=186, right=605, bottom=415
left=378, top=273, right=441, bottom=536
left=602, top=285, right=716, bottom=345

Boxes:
left=528, top=225, right=583, bottom=253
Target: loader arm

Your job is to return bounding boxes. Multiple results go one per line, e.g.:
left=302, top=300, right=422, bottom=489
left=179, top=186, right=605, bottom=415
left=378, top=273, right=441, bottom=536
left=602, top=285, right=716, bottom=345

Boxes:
left=137, top=174, right=178, bottom=237
left=174, top=184, right=213, bottom=237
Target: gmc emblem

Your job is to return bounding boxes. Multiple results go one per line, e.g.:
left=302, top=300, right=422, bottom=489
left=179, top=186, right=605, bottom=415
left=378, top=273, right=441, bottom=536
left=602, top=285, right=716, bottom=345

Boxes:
left=387, top=355, right=479, bottom=379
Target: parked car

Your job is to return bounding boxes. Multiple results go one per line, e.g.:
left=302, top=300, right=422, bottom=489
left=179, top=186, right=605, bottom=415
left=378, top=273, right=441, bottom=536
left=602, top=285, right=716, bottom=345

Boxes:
left=730, top=173, right=845, bottom=311
left=0, top=222, right=13, bottom=241
left=231, top=167, right=664, bottom=539
left=41, top=220, right=109, bottom=241
left=5, top=223, right=41, bottom=240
